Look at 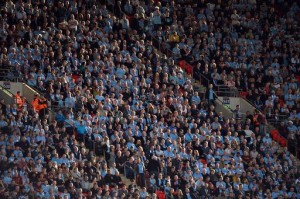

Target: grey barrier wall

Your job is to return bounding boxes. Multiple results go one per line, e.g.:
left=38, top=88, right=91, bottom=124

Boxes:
left=0, top=81, right=39, bottom=103
left=0, top=84, right=14, bottom=105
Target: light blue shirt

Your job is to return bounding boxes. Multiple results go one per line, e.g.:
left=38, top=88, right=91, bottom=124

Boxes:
left=209, top=89, right=214, bottom=100
left=193, top=172, right=202, bottom=180
left=184, top=133, right=193, bottom=142
left=65, top=97, right=75, bottom=108
left=164, top=150, right=175, bottom=158
left=216, top=181, right=226, bottom=189
left=76, top=125, right=87, bottom=135
left=138, top=162, right=144, bottom=174
left=127, top=142, right=137, bottom=151
left=150, top=178, right=156, bottom=187
left=191, top=95, right=201, bottom=105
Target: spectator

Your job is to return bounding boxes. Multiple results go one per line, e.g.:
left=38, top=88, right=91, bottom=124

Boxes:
left=0, top=0, right=298, bottom=198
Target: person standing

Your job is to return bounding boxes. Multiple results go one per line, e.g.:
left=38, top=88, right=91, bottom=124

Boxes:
left=137, top=158, right=146, bottom=187
left=206, top=84, right=216, bottom=106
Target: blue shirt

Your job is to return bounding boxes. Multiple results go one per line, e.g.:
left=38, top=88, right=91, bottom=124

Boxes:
left=184, top=133, right=193, bottom=142
left=242, top=184, right=249, bottom=192
left=152, top=14, right=162, bottom=25
left=55, top=113, right=65, bottom=122
left=0, top=120, right=8, bottom=128
left=13, top=150, right=23, bottom=157
left=178, top=77, right=185, bottom=86
left=76, top=125, right=87, bottom=135
left=209, top=89, right=214, bottom=100
left=42, top=184, right=50, bottom=194
left=150, top=178, right=156, bottom=187
left=52, top=157, right=62, bottom=165
left=127, top=142, right=137, bottom=151
left=216, top=181, right=226, bottom=189
left=64, top=119, right=74, bottom=127
left=138, top=162, right=144, bottom=174
left=164, top=150, right=175, bottom=158
left=191, top=95, right=201, bottom=105
left=193, top=172, right=202, bottom=180
left=170, top=133, right=178, bottom=140
left=272, top=191, right=280, bottom=199
left=179, top=152, right=190, bottom=160
left=65, top=97, right=75, bottom=108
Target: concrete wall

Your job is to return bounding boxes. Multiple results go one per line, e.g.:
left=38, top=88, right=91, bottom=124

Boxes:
left=217, top=96, right=241, bottom=110
left=215, top=99, right=234, bottom=119
left=0, top=81, right=55, bottom=119
left=216, top=96, right=257, bottom=119
left=0, top=81, right=23, bottom=96
left=0, top=81, right=39, bottom=103
left=0, top=86, right=14, bottom=105
left=22, top=83, right=40, bottom=103
left=240, top=97, right=256, bottom=115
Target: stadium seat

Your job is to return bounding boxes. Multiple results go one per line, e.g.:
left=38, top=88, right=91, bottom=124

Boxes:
left=240, top=91, right=248, bottom=98
left=184, top=63, right=193, bottom=75
left=200, top=159, right=207, bottom=164
left=179, top=60, right=185, bottom=69
left=156, top=190, right=166, bottom=199
left=279, top=137, right=287, bottom=147
left=279, top=99, right=285, bottom=107
left=273, top=133, right=280, bottom=142
left=72, top=74, right=80, bottom=82
left=270, top=129, right=279, bottom=138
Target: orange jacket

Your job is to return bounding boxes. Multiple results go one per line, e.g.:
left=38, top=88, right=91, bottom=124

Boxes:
left=31, top=98, right=39, bottom=111
left=38, top=103, right=47, bottom=111
left=17, top=98, right=26, bottom=111
left=16, top=94, right=22, bottom=105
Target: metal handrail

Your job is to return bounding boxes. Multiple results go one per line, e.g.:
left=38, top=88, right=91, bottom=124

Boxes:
left=118, top=3, right=300, bottom=164
left=242, top=93, right=289, bottom=124
left=0, top=84, right=36, bottom=127
left=216, top=97, right=251, bottom=121
left=22, top=83, right=56, bottom=121
left=176, top=60, right=212, bottom=88
left=215, top=85, right=241, bottom=97
left=115, top=12, right=192, bottom=83
left=215, top=97, right=234, bottom=112
left=266, top=114, right=289, bottom=122
left=0, top=72, right=24, bottom=82
left=123, top=161, right=147, bottom=187
left=217, top=88, right=287, bottom=124
left=213, top=84, right=299, bottom=158
left=150, top=35, right=185, bottom=69
left=150, top=35, right=173, bottom=58
left=239, top=93, right=300, bottom=158
left=124, top=161, right=137, bottom=180
left=287, top=138, right=299, bottom=159
left=198, top=71, right=210, bottom=86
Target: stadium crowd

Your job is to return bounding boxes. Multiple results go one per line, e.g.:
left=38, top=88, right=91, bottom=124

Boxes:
left=0, top=0, right=299, bottom=199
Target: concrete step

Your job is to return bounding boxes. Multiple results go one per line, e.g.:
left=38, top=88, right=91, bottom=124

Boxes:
left=120, top=174, right=132, bottom=186
left=119, top=174, right=142, bottom=190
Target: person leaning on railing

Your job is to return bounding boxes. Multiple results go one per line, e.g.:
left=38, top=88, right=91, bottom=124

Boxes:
left=124, top=156, right=136, bottom=180
left=206, top=84, right=217, bottom=106
left=30, top=95, right=48, bottom=114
